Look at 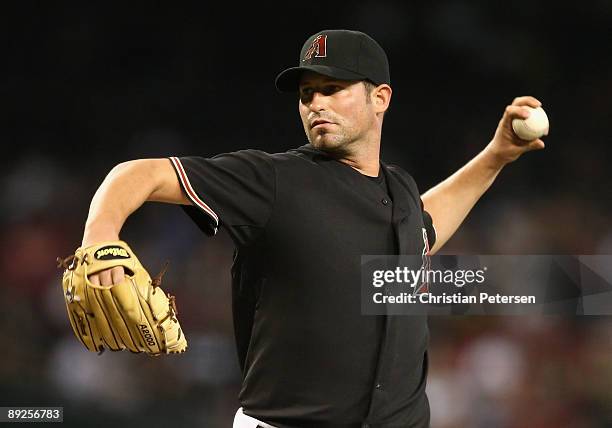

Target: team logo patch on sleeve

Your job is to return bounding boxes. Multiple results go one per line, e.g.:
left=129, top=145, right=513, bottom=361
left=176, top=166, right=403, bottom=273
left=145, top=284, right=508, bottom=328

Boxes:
left=95, top=246, right=130, bottom=260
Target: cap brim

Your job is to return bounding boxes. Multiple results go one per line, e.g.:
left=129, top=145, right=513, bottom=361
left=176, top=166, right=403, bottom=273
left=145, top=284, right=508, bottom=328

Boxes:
left=275, top=65, right=367, bottom=92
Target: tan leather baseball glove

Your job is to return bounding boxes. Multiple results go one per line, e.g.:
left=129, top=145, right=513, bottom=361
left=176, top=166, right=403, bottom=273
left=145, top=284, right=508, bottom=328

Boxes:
left=57, top=241, right=187, bottom=355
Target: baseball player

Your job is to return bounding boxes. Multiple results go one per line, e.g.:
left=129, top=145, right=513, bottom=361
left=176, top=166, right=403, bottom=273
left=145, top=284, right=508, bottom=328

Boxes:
left=77, top=29, right=546, bottom=427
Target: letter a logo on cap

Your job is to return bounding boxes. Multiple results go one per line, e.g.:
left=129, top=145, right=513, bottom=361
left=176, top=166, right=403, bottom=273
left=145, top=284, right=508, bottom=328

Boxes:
left=303, top=35, right=327, bottom=61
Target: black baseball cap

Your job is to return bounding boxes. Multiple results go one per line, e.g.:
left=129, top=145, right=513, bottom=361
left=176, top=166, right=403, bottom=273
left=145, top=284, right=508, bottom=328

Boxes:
left=275, top=29, right=390, bottom=92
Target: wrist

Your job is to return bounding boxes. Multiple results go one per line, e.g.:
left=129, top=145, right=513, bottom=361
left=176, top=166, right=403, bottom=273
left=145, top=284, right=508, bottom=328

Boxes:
left=82, top=220, right=120, bottom=247
left=481, top=143, right=509, bottom=171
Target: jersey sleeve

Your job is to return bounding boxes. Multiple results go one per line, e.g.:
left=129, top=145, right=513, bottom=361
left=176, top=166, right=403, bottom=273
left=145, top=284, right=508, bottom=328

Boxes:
left=169, top=150, right=275, bottom=245
left=420, top=200, right=437, bottom=252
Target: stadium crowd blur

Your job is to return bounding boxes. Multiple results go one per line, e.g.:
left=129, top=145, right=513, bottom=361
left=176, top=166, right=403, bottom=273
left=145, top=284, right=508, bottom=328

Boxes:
left=1, top=2, right=610, bottom=427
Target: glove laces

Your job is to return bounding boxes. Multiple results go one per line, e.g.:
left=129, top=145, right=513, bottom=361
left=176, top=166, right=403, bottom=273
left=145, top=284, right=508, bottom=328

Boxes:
left=56, top=254, right=78, bottom=270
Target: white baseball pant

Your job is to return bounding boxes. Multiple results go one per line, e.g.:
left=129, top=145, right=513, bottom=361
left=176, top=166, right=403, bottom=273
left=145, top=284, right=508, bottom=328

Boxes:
left=233, top=408, right=278, bottom=428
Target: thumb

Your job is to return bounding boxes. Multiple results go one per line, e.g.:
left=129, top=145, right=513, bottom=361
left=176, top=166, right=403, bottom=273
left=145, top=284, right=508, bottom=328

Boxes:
left=525, top=139, right=545, bottom=152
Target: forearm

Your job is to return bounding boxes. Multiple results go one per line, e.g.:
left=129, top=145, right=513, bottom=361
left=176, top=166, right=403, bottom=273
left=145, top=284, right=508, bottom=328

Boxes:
left=422, top=96, right=547, bottom=254
left=421, top=145, right=505, bottom=253
left=82, top=159, right=186, bottom=246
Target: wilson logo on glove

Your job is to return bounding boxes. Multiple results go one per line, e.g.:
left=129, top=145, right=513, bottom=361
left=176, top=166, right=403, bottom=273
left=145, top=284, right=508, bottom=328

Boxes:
left=95, top=246, right=130, bottom=260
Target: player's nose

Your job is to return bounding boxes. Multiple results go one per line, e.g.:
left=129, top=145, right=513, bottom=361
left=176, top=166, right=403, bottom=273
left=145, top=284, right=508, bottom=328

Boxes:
left=307, top=91, right=328, bottom=112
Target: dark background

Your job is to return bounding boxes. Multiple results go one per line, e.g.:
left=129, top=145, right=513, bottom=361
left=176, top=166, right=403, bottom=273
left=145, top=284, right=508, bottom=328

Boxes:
left=1, top=2, right=611, bottom=427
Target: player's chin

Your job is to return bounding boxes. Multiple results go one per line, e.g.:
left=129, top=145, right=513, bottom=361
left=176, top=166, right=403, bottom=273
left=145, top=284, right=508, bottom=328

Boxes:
left=311, top=133, right=343, bottom=150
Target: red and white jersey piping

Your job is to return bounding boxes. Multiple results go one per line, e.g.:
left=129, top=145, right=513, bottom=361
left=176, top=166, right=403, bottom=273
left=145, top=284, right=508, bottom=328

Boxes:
left=169, top=157, right=219, bottom=232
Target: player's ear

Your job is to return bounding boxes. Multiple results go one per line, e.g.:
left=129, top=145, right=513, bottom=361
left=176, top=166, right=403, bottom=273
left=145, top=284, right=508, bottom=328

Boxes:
left=372, top=84, right=392, bottom=114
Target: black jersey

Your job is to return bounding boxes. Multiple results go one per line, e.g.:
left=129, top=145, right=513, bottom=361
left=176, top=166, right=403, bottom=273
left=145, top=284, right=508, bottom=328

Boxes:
left=170, top=144, right=436, bottom=428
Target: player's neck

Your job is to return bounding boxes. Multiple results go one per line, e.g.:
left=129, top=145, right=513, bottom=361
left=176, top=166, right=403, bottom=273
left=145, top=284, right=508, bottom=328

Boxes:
left=337, top=140, right=381, bottom=177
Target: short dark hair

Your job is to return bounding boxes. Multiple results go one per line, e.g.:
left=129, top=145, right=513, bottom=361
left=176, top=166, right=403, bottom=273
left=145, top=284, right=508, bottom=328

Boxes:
left=363, top=80, right=377, bottom=104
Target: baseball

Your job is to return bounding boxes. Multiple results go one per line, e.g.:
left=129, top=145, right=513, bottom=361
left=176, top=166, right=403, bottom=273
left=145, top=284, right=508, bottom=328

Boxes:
left=512, top=106, right=549, bottom=141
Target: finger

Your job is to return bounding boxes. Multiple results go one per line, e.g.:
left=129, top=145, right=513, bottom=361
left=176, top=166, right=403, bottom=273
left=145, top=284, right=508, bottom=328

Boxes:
left=99, top=269, right=113, bottom=286
left=89, top=273, right=101, bottom=286
left=511, top=96, right=541, bottom=108
left=111, top=266, right=126, bottom=285
left=505, top=105, right=532, bottom=120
